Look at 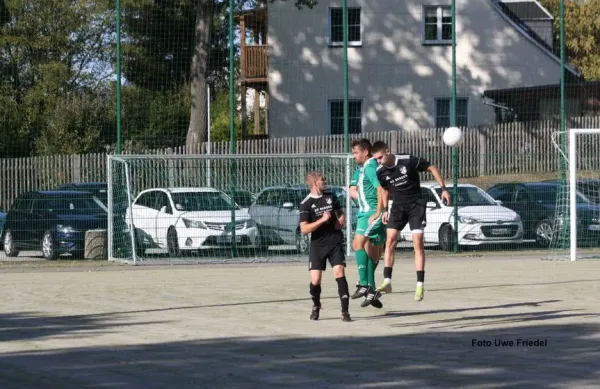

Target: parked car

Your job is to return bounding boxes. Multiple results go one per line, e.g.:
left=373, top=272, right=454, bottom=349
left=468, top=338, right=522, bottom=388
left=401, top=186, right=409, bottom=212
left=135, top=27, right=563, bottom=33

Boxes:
left=399, top=182, right=524, bottom=251
left=249, top=184, right=359, bottom=254
left=487, top=182, right=600, bottom=247
left=0, top=207, right=6, bottom=249
left=56, top=182, right=108, bottom=211
left=125, top=187, right=260, bottom=257
left=224, top=190, right=256, bottom=213
left=2, top=191, right=107, bottom=260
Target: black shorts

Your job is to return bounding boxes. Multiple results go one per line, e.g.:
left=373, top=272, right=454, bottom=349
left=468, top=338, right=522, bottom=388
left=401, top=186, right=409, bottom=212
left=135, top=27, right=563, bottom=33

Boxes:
left=388, top=199, right=427, bottom=233
left=308, top=244, right=346, bottom=271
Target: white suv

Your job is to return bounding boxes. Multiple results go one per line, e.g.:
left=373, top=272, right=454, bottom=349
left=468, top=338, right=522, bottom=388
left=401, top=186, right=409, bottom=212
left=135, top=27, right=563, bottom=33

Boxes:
left=126, top=187, right=259, bottom=256
left=249, top=185, right=357, bottom=253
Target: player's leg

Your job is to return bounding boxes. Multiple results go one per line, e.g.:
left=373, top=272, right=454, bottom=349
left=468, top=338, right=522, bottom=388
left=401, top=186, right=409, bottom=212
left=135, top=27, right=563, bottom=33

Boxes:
left=377, top=211, right=407, bottom=293
left=408, top=202, right=428, bottom=301
left=329, top=245, right=352, bottom=322
left=309, top=250, right=326, bottom=320
left=351, top=215, right=371, bottom=299
left=363, top=220, right=385, bottom=308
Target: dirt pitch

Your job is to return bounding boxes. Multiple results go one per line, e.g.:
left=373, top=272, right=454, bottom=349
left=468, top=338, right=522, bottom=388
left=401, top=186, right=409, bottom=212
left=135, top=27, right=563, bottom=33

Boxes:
left=1, top=254, right=600, bottom=389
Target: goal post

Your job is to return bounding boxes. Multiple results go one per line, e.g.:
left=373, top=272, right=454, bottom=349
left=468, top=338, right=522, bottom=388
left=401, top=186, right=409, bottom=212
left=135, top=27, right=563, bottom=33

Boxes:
left=550, top=128, right=600, bottom=261
left=107, top=153, right=356, bottom=264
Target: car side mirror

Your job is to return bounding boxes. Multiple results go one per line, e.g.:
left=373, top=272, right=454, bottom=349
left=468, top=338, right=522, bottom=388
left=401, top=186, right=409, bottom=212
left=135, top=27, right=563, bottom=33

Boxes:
left=495, top=200, right=503, bottom=206
left=426, top=201, right=438, bottom=208
left=160, top=206, right=168, bottom=213
left=282, top=202, right=294, bottom=209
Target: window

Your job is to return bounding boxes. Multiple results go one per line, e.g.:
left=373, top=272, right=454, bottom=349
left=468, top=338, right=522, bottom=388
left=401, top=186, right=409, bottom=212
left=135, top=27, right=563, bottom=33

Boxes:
left=135, top=191, right=158, bottom=209
left=329, top=7, right=361, bottom=45
left=329, top=99, right=362, bottom=135
left=435, top=98, right=468, bottom=128
left=423, top=6, right=452, bottom=44
left=171, top=191, right=239, bottom=212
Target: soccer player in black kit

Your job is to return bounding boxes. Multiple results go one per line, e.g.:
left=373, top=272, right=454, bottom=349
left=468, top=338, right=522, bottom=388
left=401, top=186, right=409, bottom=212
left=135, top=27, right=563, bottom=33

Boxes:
left=371, top=141, right=451, bottom=302
left=299, top=171, right=352, bottom=322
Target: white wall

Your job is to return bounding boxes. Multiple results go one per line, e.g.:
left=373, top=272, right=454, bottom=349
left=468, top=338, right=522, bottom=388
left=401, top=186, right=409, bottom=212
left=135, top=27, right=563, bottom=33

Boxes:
left=267, top=0, right=570, bottom=137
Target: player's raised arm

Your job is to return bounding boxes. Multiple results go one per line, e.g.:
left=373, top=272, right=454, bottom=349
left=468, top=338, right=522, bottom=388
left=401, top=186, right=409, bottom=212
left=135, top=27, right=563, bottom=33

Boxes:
left=332, top=193, right=345, bottom=229
left=349, top=169, right=359, bottom=199
left=419, top=158, right=450, bottom=205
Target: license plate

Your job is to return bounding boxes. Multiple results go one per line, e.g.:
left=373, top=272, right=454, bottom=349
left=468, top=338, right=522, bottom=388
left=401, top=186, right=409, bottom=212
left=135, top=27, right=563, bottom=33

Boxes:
left=491, top=228, right=510, bottom=236
left=588, top=225, right=600, bottom=231
left=218, top=235, right=242, bottom=244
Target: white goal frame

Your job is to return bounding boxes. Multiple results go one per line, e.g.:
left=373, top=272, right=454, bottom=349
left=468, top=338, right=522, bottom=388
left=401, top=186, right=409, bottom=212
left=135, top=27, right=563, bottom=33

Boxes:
left=106, top=153, right=355, bottom=264
left=567, top=129, right=600, bottom=261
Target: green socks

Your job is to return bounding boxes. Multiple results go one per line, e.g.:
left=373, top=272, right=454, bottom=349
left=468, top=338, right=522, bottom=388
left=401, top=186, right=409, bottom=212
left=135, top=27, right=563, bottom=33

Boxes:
left=355, top=249, right=369, bottom=286
left=367, top=257, right=379, bottom=288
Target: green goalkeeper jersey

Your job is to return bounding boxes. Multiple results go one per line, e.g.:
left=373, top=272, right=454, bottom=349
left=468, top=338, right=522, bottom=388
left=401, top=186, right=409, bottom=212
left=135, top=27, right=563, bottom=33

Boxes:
left=350, top=157, right=381, bottom=215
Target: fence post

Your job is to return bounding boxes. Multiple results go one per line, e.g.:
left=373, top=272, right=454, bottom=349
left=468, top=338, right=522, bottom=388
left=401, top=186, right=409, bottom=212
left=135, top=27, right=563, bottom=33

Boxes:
left=72, top=155, right=82, bottom=183
left=478, top=125, right=487, bottom=177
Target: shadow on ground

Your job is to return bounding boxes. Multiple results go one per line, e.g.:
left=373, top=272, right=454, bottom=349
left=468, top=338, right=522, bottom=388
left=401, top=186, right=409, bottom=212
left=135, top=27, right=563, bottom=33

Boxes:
left=0, top=300, right=599, bottom=388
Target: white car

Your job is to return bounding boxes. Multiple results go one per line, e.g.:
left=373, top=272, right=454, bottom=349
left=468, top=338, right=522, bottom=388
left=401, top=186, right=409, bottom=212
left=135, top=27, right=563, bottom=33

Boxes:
left=399, top=182, right=524, bottom=251
left=125, top=187, right=259, bottom=256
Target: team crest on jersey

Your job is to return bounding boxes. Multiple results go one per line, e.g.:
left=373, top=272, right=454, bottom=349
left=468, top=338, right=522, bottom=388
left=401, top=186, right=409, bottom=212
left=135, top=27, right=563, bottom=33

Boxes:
left=326, top=198, right=332, bottom=204
left=400, top=166, right=407, bottom=174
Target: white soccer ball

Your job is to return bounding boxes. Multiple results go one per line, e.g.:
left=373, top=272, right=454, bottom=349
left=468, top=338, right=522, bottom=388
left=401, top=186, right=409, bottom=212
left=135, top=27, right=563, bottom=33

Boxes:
left=443, top=126, right=463, bottom=147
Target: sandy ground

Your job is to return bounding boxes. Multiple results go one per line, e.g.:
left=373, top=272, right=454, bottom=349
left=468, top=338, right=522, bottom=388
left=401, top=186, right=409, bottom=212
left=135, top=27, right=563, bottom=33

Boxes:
left=1, top=254, right=600, bottom=389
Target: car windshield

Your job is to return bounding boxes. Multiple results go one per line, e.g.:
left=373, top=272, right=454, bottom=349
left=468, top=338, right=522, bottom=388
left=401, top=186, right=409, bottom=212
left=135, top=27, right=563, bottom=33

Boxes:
left=435, top=186, right=496, bottom=206
left=46, top=196, right=105, bottom=214
left=171, top=191, right=240, bottom=211
left=576, top=183, right=600, bottom=204
left=227, top=192, right=254, bottom=208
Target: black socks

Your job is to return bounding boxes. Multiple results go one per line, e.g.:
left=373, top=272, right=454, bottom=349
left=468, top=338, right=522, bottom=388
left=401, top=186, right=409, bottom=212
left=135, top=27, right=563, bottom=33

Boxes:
left=310, top=283, right=321, bottom=307
left=336, top=276, right=350, bottom=312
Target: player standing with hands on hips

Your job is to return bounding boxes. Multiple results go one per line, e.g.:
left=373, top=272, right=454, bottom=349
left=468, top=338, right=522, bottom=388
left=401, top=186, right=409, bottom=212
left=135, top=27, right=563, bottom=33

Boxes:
left=299, top=171, right=352, bottom=322
left=371, top=141, right=451, bottom=301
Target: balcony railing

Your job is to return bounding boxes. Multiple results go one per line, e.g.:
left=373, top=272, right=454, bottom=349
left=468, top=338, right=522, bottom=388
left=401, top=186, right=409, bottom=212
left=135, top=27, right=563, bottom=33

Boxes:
left=242, top=45, right=268, bottom=80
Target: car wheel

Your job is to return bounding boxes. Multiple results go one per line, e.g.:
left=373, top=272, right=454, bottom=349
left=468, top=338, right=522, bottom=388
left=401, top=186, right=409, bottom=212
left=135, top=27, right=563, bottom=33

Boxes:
left=41, top=230, right=58, bottom=260
left=296, top=230, right=310, bottom=254
left=438, top=224, right=454, bottom=252
left=535, top=219, right=554, bottom=248
left=167, top=227, right=180, bottom=258
left=3, top=230, right=19, bottom=257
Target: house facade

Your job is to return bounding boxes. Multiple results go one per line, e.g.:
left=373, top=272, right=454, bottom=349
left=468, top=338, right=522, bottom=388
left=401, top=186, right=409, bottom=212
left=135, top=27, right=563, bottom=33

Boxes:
left=256, top=0, right=580, bottom=137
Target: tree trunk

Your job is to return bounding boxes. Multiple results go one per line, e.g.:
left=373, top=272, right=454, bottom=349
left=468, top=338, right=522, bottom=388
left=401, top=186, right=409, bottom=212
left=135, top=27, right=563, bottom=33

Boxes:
left=186, top=0, right=213, bottom=153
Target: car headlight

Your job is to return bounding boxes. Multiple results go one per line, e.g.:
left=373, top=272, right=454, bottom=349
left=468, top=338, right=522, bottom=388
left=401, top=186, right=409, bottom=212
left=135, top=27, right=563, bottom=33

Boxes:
left=513, top=214, right=521, bottom=222
left=183, top=218, right=206, bottom=229
left=458, top=216, right=479, bottom=224
left=245, top=219, right=256, bottom=228
left=56, top=224, right=76, bottom=233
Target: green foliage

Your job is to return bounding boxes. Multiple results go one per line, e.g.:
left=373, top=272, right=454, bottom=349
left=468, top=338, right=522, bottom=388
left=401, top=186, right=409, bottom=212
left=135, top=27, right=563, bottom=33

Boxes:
left=539, top=0, right=600, bottom=80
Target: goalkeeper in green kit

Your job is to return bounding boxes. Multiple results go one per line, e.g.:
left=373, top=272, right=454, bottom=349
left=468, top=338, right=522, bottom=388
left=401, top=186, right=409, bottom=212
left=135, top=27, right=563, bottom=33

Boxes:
left=349, top=138, right=386, bottom=308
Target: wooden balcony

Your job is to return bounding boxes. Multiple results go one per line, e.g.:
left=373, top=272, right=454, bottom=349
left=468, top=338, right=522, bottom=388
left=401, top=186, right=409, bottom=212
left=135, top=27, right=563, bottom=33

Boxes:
left=242, top=45, right=268, bottom=84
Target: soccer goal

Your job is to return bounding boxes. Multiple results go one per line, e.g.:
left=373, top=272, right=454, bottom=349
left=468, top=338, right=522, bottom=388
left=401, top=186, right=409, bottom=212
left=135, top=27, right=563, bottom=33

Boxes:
left=549, top=129, right=600, bottom=261
left=107, top=154, right=356, bottom=264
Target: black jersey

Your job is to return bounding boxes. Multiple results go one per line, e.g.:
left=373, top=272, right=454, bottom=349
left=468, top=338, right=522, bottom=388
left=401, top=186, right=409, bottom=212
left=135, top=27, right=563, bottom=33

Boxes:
left=376, top=154, right=431, bottom=204
left=299, top=191, right=343, bottom=247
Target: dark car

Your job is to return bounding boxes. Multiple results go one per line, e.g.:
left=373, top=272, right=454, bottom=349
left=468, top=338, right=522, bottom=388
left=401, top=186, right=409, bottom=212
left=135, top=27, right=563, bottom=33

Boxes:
left=487, top=182, right=600, bottom=247
left=56, top=182, right=108, bottom=210
left=2, top=191, right=107, bottom=259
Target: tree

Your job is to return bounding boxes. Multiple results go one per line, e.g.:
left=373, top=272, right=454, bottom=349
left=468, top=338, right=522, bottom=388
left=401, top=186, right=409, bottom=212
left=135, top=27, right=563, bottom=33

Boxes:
left=539, top=0, right=600, bottom=80
left=0, top=0, right=115, bottom=156
left=120, top=0, right=317, bottom=151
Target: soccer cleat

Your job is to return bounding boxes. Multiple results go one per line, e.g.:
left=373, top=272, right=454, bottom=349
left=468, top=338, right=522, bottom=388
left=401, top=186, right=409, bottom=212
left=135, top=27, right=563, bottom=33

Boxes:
left=414, top=285, right=424, bottom=301
left=310, top=305, right=321, bottom=320
left=341, top=311, right=352, bottom=322
left=361, top=287, right=383, bottom=308
left=351, top=284, right=369, bottom=299
left=377, top=280, right=393, bottom=294
left=371, top=295, right=383, bottom=309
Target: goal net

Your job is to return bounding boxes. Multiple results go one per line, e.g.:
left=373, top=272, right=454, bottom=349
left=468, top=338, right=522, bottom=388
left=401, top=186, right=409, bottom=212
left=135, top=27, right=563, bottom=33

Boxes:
left=548, top=129, right=600, bottom=261
left=107, top=154, right=356, bottom=264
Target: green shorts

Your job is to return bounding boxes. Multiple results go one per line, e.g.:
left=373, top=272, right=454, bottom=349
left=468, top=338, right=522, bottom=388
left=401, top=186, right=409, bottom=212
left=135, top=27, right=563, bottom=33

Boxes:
left=355, top=212, right=386, bottom=246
